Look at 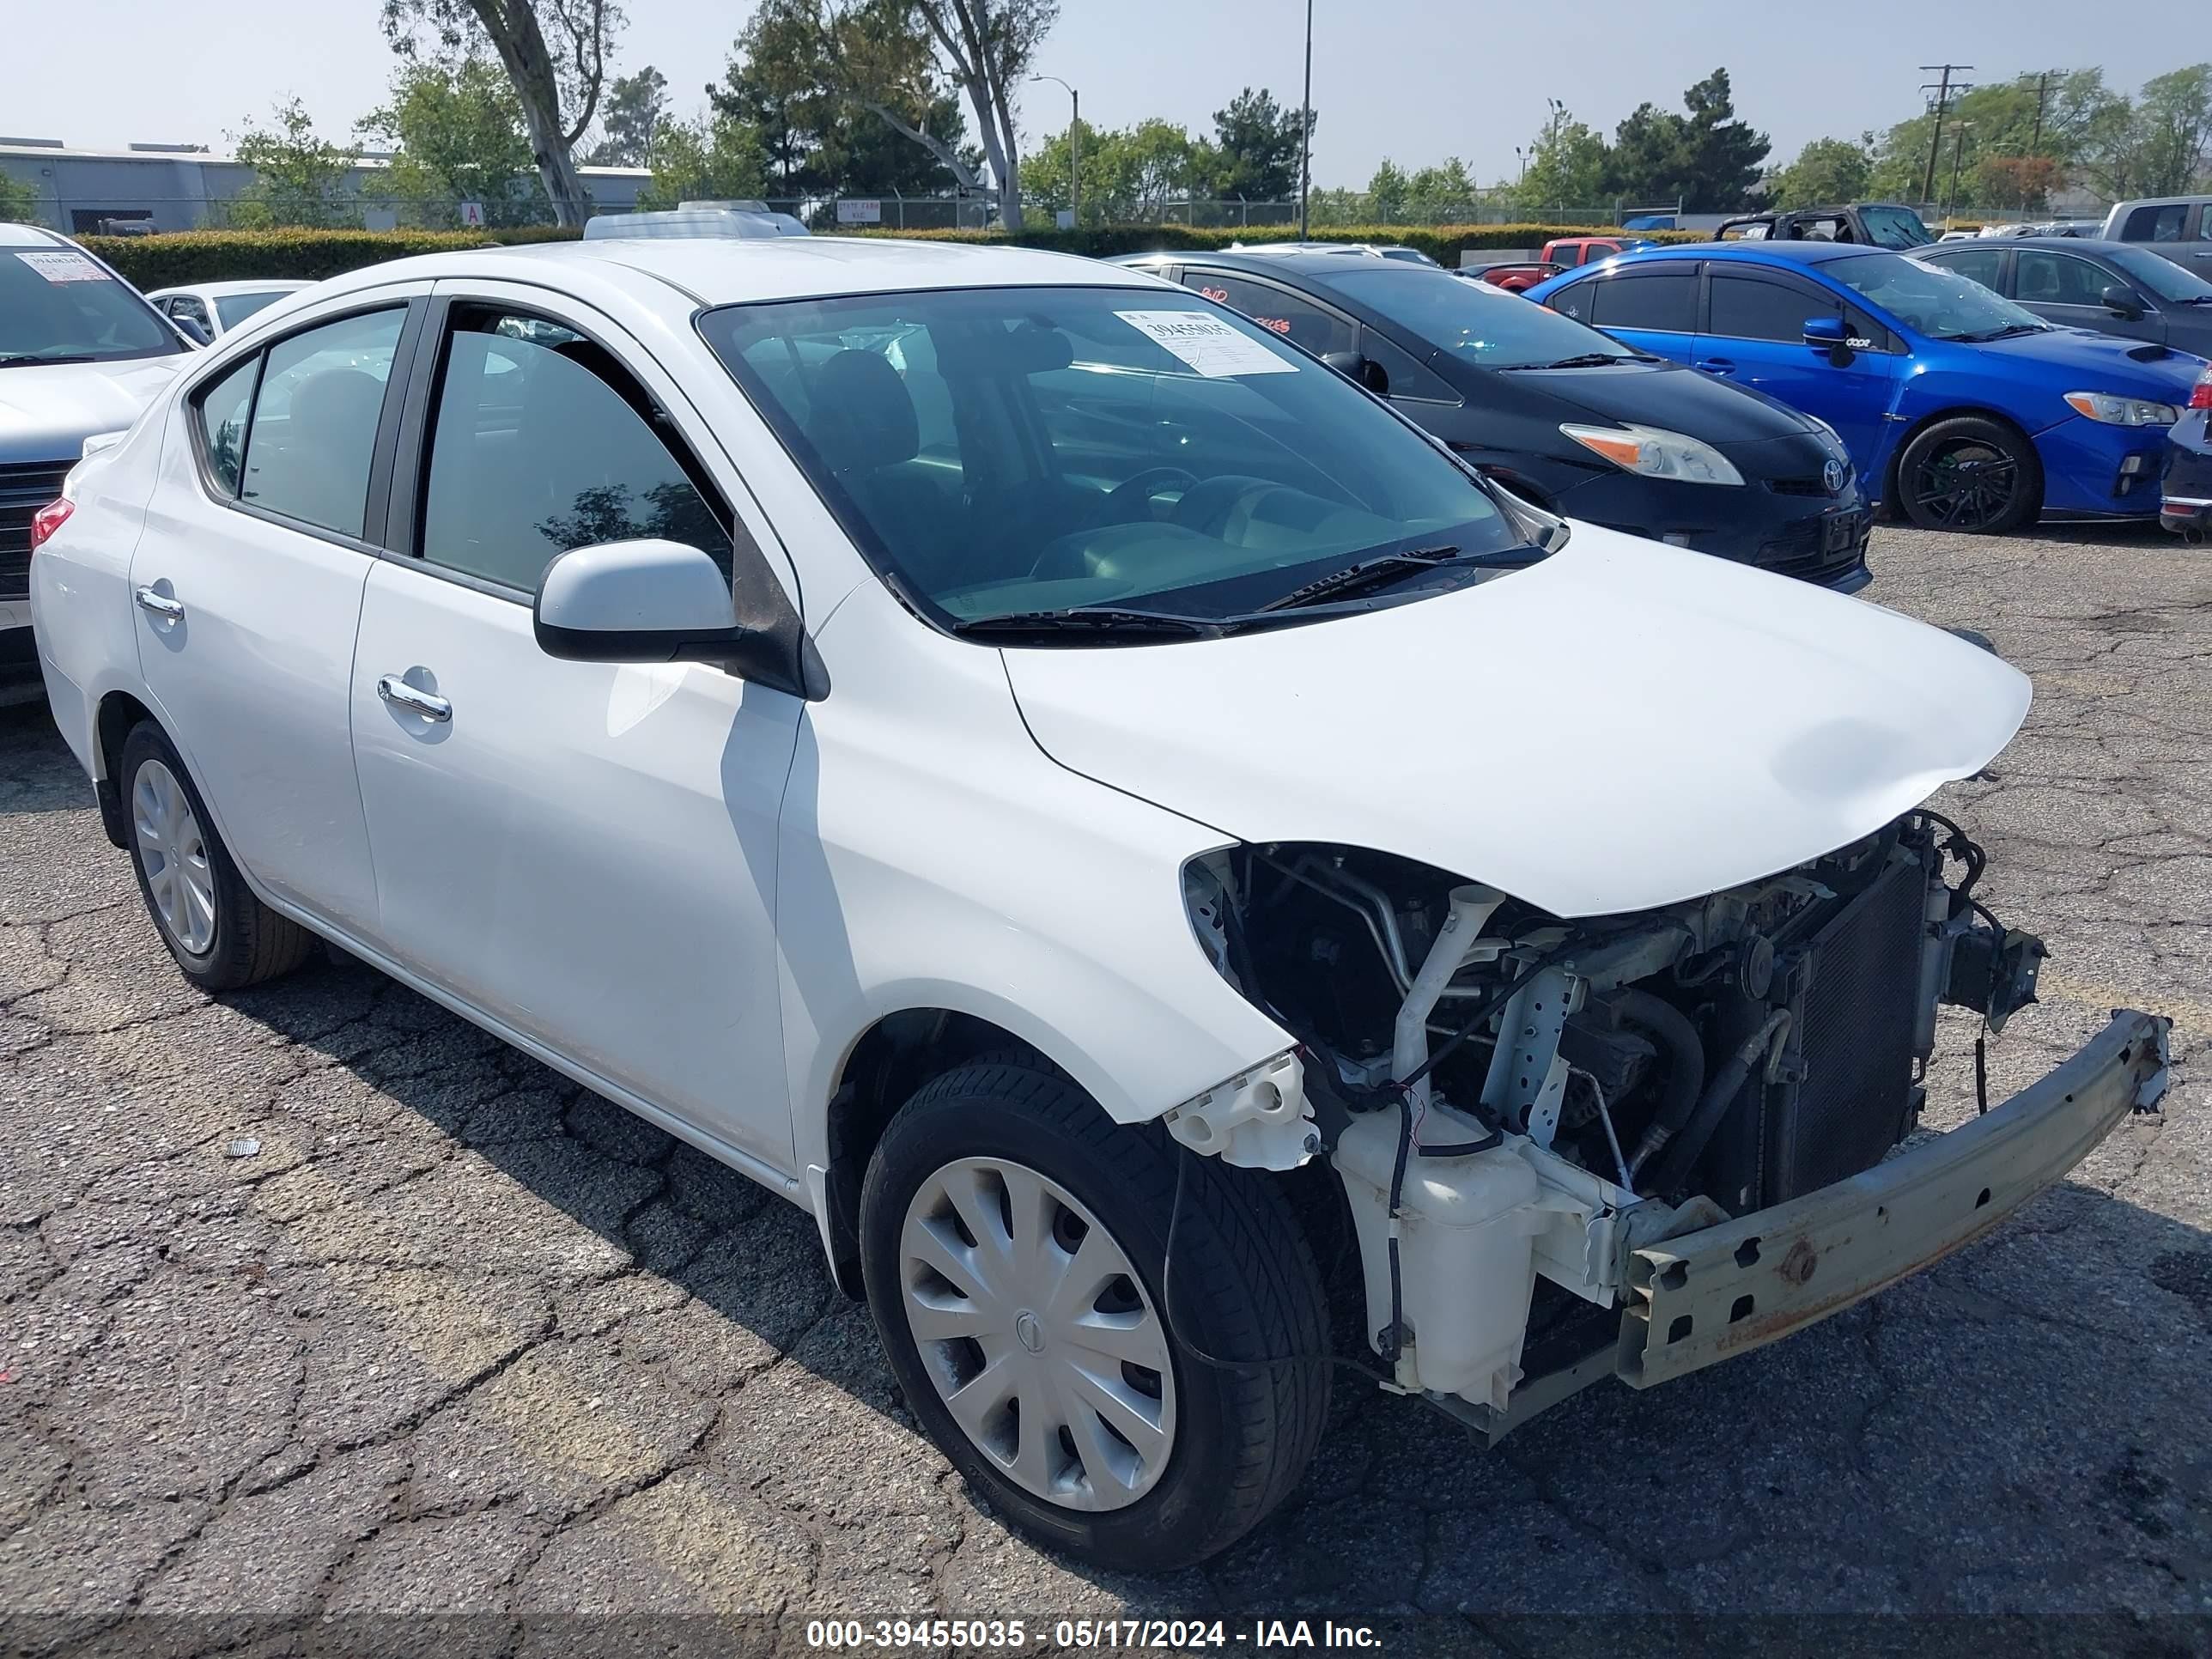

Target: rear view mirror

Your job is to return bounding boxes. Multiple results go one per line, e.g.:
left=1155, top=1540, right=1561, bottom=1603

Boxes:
left=2101, top=283, right=2146, bottom=320
left=1321, top=350, right=1390, bottom=395
left=535, top=538, right=745, bottom=665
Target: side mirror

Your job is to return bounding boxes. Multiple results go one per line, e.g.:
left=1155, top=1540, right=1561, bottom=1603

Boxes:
left=535, top=538, right=749, bottom=665
left=171, top=315, right=211, bottom=349
left=1321, top=349, right=1390, bottom=395
left=2100, top=283, right=2146, bottom=320
left=1802, top=316, right=1852, bottom=363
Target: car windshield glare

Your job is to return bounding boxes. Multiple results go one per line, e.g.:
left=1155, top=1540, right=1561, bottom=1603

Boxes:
left=2104, top=243, right=2212, bottom=304
left=699, top=286, right=1529, bottom=631
left=0, top=247, right=178, bottom=362
left=1826, top=252, right=2047, bottom=339
left=1328, top=266, right=1636, bottom=368
left=1858, top=206, right=1935, bottom=249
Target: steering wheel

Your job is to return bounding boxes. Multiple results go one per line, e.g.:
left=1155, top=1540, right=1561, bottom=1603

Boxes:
left=1103, top=466, right=1201, bottom=522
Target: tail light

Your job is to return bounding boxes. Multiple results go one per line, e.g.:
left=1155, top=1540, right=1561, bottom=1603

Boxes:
left=2191, top=369, right=2212, bottom=410
left=28, top=497, right=73, bottom=554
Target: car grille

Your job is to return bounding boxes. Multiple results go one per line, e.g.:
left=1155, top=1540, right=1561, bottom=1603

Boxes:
left=0, top=459, right=73, bottom=602
left=1756, top=510, right=1867, bottom=582
left=1767, top=465, right=1853, bottom=497
left=1765, top=852, right=1929, bottom=1202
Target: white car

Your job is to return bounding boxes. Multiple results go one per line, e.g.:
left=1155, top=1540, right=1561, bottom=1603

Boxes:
left=27, top=237, right=2169, bottom=1571
left=144, top=279, right=314, bottom=346
left=2, top=222, right=195, bottom=693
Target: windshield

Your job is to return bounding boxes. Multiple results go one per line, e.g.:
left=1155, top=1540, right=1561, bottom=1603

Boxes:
left=1327, top=267, right=1635, bottom=368
left=1825, top=252, right=2048, bottom=340
left=2104, top=243, right=2212, bottom=304
left=1859, top=205, right=1935, bottom=249
left=213, top=289, right=291, bottom=330
left=702, top=287, right=1529, bottom=633
left=0, top=246, right=179, bottom=363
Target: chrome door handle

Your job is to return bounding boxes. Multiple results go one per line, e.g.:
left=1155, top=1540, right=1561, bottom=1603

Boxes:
left=133, top=585, right=185, bottom=621
left=376, top=674, right=451, bottom=722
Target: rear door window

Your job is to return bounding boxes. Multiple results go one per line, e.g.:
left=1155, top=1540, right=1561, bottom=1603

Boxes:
left=238, top=308, right=404, bottom=539
left=2124, top=203, right=2189, bottom=242
left=1181, top=272, right=1358, bottom=357
left=1577, top=270, right=1698, bottom=332
left=192, top=355, right=261, bottom=496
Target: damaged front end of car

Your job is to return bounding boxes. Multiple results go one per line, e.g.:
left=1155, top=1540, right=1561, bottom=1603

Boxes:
left=1176, top=813, right=2171, bottom=1434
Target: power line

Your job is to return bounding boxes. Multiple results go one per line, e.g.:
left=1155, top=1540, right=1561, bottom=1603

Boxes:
left=1918, top=64, right=1974, bottom=207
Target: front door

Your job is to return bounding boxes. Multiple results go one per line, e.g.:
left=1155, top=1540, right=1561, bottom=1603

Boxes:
left=1694, top=270, right=1900, bottom=479
left=131, top=300, right=419, bottom=933
left=2014, top=247, right=2167, bottom=345
left=347, top=292, right=804, bottom=1171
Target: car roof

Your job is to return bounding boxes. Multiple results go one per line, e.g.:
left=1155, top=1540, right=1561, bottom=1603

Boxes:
left=1598, top=240, right=1887, bottom=270
left=0, top=222, right=70, bottom=249
left=148, top=279, right=316, bottom=298
left=307, top=234, right=1165, bottom=308
left=1929, top=236, right=2132, bottom=256
left=1114, top=246, right=1442, bottom=285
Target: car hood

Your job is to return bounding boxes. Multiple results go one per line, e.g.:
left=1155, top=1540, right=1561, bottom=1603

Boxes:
left=1002, top=520, right=2029, bottom=918
left=1498, top=356, right=1825, bottom=444
left=1970, top=325, right=2206, bottom=394
left=0, top=356, right=187, bottom=465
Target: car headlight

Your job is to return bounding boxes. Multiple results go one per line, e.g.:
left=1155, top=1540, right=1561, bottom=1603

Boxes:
left=1559, top=422, right=1746, bottom=485
left=2063, top=391, right=2179, bottom=427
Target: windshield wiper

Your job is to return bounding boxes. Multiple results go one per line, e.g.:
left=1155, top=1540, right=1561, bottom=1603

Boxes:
left=0, top=353, right=97, bottom=368
left=950, top=605, right=1225, bottom=639
left=1250, top=544, right=1541, bottom=613
left=1951, top=323, right=2047, bottom=342
left=1499, top=352, right=1633, bottom=370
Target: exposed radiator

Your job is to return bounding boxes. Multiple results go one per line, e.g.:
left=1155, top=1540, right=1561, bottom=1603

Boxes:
left=1764, top=849, right=1931, bottom=1203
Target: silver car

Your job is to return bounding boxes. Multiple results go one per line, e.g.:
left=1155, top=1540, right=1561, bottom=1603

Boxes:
left=145, top=279, right=313, bottom=345
left=1, top=222, right=195, bottom=690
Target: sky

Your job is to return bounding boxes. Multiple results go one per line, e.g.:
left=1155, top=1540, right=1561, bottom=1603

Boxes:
left=6, top=0, right=2198, bottom=191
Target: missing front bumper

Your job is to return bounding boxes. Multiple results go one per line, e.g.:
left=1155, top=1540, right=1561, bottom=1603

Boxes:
left=1616, top=1008, right=2170, bottom=1389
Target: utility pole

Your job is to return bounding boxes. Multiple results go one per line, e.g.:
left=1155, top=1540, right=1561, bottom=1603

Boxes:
left=1297, top=0, right=1314, bottom=238
left=1946, top=122, right=1972, bottom=220
left=2031, top=70, right=2051, bottom=154
left=1918, top=64, right=1973, bottom=208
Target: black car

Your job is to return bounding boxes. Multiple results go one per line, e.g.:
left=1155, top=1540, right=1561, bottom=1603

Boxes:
left=1716, top=203, right=1936, bottom=251
left=1916, top=236, right=2212, bottom=358
left=1113, top=249, right=1871, bottom=591
left=2159, top=362, right=2212, bottom=538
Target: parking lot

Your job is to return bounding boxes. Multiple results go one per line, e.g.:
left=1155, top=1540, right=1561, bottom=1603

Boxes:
left=1, top=521, right=2208, bottom=1646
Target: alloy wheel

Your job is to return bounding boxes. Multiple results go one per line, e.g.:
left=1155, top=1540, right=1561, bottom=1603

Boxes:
left=898, top=1156, right=1176, bottom=1511
left=132, top=759, right=216, bottom=957
left=1911, top=439, right=2020, bottom=529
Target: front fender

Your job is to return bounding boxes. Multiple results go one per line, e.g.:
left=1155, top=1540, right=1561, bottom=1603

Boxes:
left=778, top=580, right=1296, bottom=1179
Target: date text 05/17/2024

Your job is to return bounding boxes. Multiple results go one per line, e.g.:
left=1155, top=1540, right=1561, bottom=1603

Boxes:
left=803, top=1619, right=1385, bottom=1649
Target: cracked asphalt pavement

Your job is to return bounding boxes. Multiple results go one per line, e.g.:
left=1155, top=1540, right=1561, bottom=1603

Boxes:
left=1, top=523, right=2208, bottom=1650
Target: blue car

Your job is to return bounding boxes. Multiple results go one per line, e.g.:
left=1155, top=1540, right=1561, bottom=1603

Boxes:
left=1528, top=242, right=2205, bottom=532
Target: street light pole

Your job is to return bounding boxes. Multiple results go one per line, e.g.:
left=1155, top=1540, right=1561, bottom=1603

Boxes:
left=1297, top=0, right=1313, bottom=238
left=1030, top=75, right=1079, bottom=226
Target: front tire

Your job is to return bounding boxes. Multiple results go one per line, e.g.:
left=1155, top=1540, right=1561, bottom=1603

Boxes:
left=860, top=1060, right=1329, bottom=1571
left=1897, top=416, right=2041, bottom=532
left=118, top=722, right=314, bottom=992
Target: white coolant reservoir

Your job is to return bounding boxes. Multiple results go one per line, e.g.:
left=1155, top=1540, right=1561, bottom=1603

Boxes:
left=1333, top=1102, right=1544, bottom=1411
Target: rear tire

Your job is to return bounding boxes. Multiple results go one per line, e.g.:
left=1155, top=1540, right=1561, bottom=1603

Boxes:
left=118, top=722, right=315, bottom=992
left=860, top=1060, right=1329, bottom=1571
left=1897, top=416, right=2040, bottom=532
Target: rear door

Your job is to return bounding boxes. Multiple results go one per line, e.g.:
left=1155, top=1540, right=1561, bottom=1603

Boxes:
left=2014, top=247, right=2165, bottom=344
left=1553, top=264, right=1699, bottom=362
left=1692, top=267, right=1900, bottom=471
left=131, top=295, right=424, bottom=934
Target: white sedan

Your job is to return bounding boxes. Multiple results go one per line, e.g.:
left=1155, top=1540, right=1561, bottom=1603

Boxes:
left=26, top=236, right=2168, bottom=1571
left=145, top=278, right=313, bottom=345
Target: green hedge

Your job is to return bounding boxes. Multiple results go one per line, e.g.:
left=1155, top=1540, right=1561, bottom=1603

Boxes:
left=859, top=222, right=1707, bottom=261
left=76, top=227, right=580, bottom=289
left=74, top=219, right=1702, bottom=289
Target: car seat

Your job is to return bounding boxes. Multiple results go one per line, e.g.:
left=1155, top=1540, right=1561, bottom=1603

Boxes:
left=804, top=349, right=965, bottom=589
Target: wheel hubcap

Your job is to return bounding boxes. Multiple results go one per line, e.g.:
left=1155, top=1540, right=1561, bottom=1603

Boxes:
left=1913, top=440, right=2018, bottom=529
left=132, top=759, right=216, bottom=957
left=900, top=1157, right=1176, bottom=1512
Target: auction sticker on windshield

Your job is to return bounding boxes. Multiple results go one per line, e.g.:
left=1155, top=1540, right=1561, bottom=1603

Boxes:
left=1115, top=309, right=1296, bottom=377
left=16, top=251, right=110, bottom=284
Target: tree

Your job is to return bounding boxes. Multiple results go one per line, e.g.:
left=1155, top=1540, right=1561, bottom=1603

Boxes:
left=725, top=0, right=1042, bottom=224
left=2129, top=65, right=2212, bottom=195
left=1209, top=87, right=1309, bottom=202
left=0, top=171, right=40, bottom=225
left=636, top=114, right=769, bottom=209
left=229, top=97, right=356, bottom=228
left=380, top=0, right=623, bottom=227
left=1512, top=106, right=1608, bottom=214
left=587, top=65, right=668, bottom=167
left=1604, top=69, right=1767, bottom=210
left=1770, top=135, right=1874, bottom=208
left=1365, top=158, right=1409, bottom=222
left=362, top=56, right=546, bottom=227
left=1027, top=118, right=1211, bottom=224
left=1974, top=154, right=2062, bottom=212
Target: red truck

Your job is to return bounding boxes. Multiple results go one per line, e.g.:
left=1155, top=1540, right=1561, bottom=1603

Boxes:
left=1462, top=235, right=1656, bottom=293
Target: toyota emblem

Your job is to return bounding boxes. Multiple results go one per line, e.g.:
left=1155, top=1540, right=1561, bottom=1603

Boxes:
left=1822, top=458, right=1844, bottom=495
